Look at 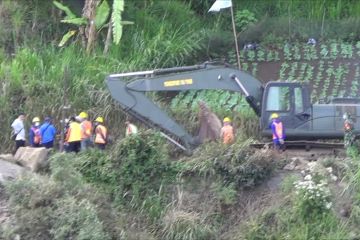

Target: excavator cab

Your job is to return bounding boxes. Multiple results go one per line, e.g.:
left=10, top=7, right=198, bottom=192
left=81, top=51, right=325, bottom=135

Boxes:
left=260, top=82, right=312, bottom=138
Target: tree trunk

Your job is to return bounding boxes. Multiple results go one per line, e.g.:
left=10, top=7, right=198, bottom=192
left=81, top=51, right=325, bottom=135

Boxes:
left=103, top=23, right=112, bottom=54
left=82, top=0, right=99, bottom=53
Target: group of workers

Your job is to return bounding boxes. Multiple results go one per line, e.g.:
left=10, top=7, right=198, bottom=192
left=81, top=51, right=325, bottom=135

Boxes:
left=11, top=110, right=285, bottom=154
left=62, top=112, right=108, bottom=153
left=10, top=112, right=110, bottom=154
left=220, top=113, right=286, bottom=152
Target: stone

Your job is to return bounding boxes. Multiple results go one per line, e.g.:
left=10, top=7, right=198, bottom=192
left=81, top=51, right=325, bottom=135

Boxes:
left=14, top=147, right=50, bottom=172
left=283, top=162, right=296, bottom=170
left=197, top=101, right=222, bottom=143
left=0, top=159, right=25, bottom=183
left=0, top=154, right=17, bottom=164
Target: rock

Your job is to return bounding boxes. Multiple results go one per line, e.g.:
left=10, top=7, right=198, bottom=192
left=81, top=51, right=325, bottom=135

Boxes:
left=14, top=147, right=50, bottom=172
left=197, top=101, right=222, bottom=142
left=0, top=159, right=26, bottom=183
left=294, top=159, right=309, bottom=170
left=283, top=162, right=296, bottom=170
left=0, top=154, right=17, bottom=164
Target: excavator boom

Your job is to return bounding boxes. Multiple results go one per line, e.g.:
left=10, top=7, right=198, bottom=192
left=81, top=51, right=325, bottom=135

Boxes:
left=106, top=63, right=263, bottom=151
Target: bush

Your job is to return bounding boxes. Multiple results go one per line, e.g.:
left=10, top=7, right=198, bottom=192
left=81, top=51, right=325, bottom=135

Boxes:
left=181, top=139, right=275, bottom=189
left=66, top=131, right=178, bottom=221
left=2, top=174, right=110, bottom=240
left=51, top=197, right=110, bottom=240
left=294, top=176, right=332, bottom=219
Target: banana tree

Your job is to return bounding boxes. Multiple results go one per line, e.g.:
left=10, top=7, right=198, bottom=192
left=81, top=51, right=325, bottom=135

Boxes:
left=54, top=0, right=131, bottom=53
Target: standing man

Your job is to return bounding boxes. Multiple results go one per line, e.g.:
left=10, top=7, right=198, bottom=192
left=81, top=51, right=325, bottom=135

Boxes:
left=11, top=113, right=26, bottom=154
left=29, top=117, right=42, bottom=147
left=40, top=117, right=57, bottom=149
left=220, top=117, right=235, bottom=144
left=270, top=113, right=285, bottom=152
left=94, top=117, right=107, bottom=150
left=65, top=116, right=82, bottom=153
left=78, top=111, right=93, bottom=150
left=125, top=120, right=138, bottom=136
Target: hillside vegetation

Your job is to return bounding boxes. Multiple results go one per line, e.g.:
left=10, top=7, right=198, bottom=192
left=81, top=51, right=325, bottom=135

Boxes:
left=2, top=0, right=360, bottom=239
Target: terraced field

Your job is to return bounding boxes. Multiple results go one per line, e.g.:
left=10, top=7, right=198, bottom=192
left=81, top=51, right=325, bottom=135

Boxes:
left=239, top=41, right=360, bottom=102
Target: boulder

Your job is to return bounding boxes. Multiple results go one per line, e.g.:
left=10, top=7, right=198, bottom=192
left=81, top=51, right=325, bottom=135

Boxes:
left=0, top=154, right=17, bottom=164
left=197, top=101, right=222, bottom=143
left=0, top=159, right=25, bottom=183
left=14, top=147, right=50, bottom=172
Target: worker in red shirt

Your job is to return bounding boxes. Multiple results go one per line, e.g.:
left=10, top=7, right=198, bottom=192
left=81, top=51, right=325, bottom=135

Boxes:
left=270, top=113, right=285, bottom=152
left=220, top=117, right=235, bottom=144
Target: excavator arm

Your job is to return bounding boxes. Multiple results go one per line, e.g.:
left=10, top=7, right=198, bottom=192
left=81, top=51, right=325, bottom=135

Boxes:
left=106, top=63, right=263, bottom=151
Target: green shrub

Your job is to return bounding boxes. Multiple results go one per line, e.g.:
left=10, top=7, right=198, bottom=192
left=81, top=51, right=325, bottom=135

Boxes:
left=293, top=176, right=332, bottom=220
left=65, top=131, right=178, bottom=221
left=51, top=197, right=110, bottom=240
left=181, top=139, right=275, bottom=189
left=3, top=173, right=110, bottom=240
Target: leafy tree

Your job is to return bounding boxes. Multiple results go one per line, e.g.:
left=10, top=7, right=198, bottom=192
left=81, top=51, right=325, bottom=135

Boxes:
left=54, top=0, right=131, bottom=53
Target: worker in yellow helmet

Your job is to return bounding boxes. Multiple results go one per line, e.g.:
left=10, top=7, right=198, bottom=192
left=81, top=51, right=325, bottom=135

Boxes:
left=94, top=116, right=107, bottom=150
left=220, top=117, right=235, bottom=144
left=29, top=117, right=41, bottom=147
left=270, top=113, right=285, bottom=152
left=65, top=116, right=82, bottom=153
left=77, top=111, right=93, bottom=150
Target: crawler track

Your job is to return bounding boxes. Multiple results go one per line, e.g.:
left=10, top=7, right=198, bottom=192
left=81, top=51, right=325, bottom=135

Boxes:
left=251, top=140, right=346, bottom=158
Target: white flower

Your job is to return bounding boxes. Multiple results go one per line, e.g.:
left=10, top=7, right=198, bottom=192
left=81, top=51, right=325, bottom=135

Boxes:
left=326, top=202, right=332, bottom=209
left=330, top=174, right=338, bottom=182
left=304, top=175, right=312, bottom=181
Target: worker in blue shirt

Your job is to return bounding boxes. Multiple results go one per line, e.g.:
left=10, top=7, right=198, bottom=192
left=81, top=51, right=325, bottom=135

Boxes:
left=40, top=117, right=57, bottom=149
left=270, top=113, right=285, bottom=152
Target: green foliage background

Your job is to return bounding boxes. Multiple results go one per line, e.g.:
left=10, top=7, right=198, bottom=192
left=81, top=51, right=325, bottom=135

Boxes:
left=2, top=1, right=360, bottom=238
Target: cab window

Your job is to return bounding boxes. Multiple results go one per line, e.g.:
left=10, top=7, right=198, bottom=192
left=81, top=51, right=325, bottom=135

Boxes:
left=266, top=86, right=290, bottom=111
left=294, top=87, right=304, bottom=113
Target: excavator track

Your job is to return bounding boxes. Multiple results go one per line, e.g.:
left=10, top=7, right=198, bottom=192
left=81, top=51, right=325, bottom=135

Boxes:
left=251, top=140, right=345, bottom=158
left=251, top=140, right=344, bottom=150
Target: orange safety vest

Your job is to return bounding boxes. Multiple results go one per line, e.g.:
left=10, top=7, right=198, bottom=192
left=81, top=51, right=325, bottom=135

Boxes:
left=95, top=125, right=107, bottom=144
left=272, top=122, right=283, bottom=140
left=31, top=127, right=41, bottom=144
left=221, top=125, right=234, bottom=144
left=81, top=120, right=92, bottom=139
left=66, top=122, right=82, bottom=142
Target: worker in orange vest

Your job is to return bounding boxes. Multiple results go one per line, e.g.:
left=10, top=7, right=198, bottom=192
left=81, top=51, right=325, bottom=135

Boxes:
left=270, top=113, right=285, bottom=152
left=65, top=116, right=82, bottom=153
left=94, top=117, right=107, bottom=150
left=220, top=117, right=235, bottom=144
left=78, top=111, right=93, bottom=150
left=29, top=117, right=41, bottom=147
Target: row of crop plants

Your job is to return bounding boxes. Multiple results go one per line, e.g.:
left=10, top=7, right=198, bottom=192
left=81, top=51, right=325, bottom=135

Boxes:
left=278, top=61, right=354, bottom=100
left=240, top=41, right=360, bottom=63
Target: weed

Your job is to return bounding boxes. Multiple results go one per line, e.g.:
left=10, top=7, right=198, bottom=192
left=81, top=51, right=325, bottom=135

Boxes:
left=161, top=209, right=215, bottom=240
